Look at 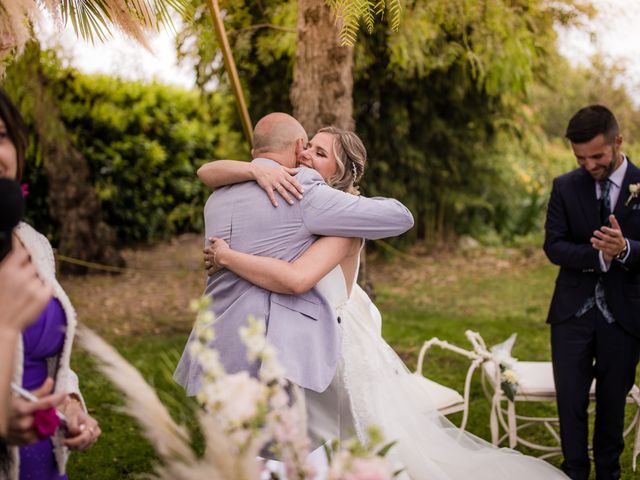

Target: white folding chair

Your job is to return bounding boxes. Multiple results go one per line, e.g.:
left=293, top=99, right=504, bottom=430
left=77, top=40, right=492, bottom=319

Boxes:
left=465, top=331, right=640, bottom=470
left=414, top=336, right=486, bottom=431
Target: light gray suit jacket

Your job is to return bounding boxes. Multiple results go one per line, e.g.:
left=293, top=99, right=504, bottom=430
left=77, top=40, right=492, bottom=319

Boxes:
left=174, top=158, right=414, bottom=394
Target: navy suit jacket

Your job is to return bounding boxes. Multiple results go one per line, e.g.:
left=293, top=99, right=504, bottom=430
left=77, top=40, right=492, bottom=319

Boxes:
left=544, top=160, right=640, bottom=338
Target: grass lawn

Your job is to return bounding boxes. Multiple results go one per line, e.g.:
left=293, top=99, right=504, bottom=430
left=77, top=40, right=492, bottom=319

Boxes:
left=59, top=236, right=640, bottom=479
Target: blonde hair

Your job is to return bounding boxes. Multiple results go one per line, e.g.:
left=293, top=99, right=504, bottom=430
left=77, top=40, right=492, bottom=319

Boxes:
left=317, top=126, right=366, bottom=195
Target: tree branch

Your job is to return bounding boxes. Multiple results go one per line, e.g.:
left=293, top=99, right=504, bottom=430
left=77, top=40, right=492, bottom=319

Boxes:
left=229, top=23, right=296, bottom=36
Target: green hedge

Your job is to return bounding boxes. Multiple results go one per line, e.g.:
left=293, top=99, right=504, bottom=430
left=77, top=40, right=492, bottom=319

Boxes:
left=17, top=61, right=247, bottom=244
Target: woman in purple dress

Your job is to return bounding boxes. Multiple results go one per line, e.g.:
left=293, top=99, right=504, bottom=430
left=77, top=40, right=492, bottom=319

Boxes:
left=0, top=89, right=101, bottom=479
left=0, top=227, right=53, bottom=438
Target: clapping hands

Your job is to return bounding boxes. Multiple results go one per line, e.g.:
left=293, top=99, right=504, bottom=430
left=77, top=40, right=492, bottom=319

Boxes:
left=591, top=214, right=627, bottom=262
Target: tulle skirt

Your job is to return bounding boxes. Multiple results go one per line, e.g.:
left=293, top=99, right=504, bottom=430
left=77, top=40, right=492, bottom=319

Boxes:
left=338, top=285, right=568, bottom=480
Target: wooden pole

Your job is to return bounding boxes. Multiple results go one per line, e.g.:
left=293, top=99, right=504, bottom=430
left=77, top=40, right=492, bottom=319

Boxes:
left=206, top=0, right=253, bottom=146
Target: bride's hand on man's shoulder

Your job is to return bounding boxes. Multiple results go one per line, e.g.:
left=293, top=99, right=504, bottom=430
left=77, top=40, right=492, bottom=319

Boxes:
left=204, top=237, right=230, bottom=276
left=250, top=164, right=303, bottom=207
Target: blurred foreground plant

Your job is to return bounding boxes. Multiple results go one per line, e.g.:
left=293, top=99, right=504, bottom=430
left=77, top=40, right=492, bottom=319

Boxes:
left=76, top=296, right=398, bottom=479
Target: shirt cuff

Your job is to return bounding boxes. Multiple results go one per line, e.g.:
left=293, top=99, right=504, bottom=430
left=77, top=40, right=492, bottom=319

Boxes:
left=599, top=250, right=611, bottom=272
left=615, top=238, right=631, bottom=264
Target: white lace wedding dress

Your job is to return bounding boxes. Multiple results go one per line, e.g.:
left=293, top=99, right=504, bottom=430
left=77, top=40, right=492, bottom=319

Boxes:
left=315, top=260, right=569, bottom=480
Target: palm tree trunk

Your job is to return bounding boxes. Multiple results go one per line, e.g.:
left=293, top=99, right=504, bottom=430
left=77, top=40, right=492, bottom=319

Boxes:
left=291, top=0, right=354, bottom=133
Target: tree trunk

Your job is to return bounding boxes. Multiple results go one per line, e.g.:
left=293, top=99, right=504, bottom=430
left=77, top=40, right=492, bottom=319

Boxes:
left=291, top=0, right=354, bottom=133
left=10, top=44, right=124, bottom=274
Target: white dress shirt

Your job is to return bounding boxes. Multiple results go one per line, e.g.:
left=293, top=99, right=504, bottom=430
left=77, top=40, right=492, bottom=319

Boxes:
left=598, top=156, right=630, bottom=271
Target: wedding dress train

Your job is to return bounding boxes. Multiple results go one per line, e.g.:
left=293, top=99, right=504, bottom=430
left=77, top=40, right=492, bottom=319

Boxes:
left=314, top=261, right=568, bottom=480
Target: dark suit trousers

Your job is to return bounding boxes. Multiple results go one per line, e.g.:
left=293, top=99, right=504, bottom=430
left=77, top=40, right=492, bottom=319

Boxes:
left=551, top=308, right=640, bottom=480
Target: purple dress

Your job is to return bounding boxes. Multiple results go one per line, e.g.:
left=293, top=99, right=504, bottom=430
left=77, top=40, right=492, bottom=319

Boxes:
left=19, top=298, right=68, bottom=480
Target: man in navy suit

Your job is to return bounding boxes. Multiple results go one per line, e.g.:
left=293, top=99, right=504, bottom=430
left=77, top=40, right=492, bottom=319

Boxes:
left=544, top=105, right=640, bottom=480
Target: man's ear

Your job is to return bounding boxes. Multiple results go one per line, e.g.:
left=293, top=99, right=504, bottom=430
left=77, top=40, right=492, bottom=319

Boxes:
left=615, top=134, right=623, bottom=150
left=295, top=138, right=304, bottom=157
left=250, top=148, right=256, bottom=158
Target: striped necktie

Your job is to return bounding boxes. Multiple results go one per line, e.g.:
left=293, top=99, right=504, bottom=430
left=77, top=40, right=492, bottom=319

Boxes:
left=599, top=179, right=612, bottom=226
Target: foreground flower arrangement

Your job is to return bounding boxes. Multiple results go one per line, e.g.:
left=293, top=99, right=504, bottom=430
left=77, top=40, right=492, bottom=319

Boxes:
left=76, top=297, right=397, bottom=479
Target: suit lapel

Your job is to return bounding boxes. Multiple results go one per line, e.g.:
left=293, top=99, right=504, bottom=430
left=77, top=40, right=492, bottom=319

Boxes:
left=613, top=159, right=640, bottom=224
left=574, top=170, right=600, bottom=231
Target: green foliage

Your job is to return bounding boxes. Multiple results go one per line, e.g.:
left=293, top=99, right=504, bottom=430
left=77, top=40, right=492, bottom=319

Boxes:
left=177, top=0, right=297, bottom=123
left=3, top=51, right=247, bottom=244
left=324, top=0, right=402, bottom=46
left=530, top=54, right=640, bottom=142
left=177, top=0, right=594, bottom=246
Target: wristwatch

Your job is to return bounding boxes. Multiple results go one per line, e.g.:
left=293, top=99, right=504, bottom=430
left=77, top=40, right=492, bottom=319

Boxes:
left=616, top=240, right=629, bottom=260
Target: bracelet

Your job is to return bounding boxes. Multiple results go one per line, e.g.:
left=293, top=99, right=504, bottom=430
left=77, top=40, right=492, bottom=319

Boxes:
left=212, top=249, right=219, bottom=267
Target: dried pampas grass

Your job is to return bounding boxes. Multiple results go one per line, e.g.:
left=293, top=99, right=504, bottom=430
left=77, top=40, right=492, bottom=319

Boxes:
left=75, top=324, right=263, bottom=480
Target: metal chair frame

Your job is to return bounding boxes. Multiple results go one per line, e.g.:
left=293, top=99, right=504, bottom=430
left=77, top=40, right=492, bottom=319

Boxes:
left=416, top=330, right=640, bottom=470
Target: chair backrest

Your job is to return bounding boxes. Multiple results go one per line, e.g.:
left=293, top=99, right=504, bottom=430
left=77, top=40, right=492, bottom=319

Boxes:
left=415, top=333, right=487, bottom=431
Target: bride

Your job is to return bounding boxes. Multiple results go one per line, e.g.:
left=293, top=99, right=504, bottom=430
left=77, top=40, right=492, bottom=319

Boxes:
left=198, top=127, right=568, bottom=479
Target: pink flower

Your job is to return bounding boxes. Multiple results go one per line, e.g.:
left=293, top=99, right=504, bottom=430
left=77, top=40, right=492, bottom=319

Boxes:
left=33, top=408, right=61, bottom=439
left=346, top=457, right=394, bottom=480
left=20, top=183, right=29, bottom=198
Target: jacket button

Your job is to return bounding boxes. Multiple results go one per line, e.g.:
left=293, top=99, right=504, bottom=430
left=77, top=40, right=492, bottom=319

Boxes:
left=337, top=316, right=341, bottom=324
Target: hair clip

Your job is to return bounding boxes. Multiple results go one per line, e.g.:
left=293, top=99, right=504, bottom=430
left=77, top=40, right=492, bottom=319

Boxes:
left=351, top=162, right=358, bottom=182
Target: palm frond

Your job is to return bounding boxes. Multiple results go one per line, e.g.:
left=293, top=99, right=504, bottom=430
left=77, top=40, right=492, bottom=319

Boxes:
left=387, top=0, right=402, bottom=32
left=326, top=0, right=403, bottom=46
left=1, top=0, right=188, bottom=61
left=61, top=0, right=152, bottom=47
left=363, top=0, right=375, bottom=34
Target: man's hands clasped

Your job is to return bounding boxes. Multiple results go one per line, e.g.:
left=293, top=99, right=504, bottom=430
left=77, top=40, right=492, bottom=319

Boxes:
left=591, top=214, right=628, bottom=262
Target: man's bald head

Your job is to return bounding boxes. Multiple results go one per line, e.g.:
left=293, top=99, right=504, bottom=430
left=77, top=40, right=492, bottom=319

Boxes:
left=252, top=113, right=308, bottom=160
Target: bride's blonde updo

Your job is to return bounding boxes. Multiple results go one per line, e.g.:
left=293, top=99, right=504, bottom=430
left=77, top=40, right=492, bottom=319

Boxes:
left=318, top=126, right=367, bottom=195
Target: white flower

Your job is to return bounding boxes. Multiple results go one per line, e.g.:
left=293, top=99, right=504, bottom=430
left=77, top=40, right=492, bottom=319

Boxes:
left=198, top=350, right=225, bottom=379
left=626, top=183, right=640, bottom=206
left=190, top=296, right=211, bottom=312
left=348, top=456, right=395, bottom=480
left=259, top=345, right=284, bottom=381
left=269, top=388, right=290, bottom=410
left=188, top=341, right=205, bottom=357
left=327, top=451, right=352, bottom=480
left=502, top=369, right=518, bottom=384
left=196, top=324, right=215, bottom=343
left=214, top=372, right=268, bottom=424
left=196, top=310, right=215, bottom=326
left=239, top=317, right=269, bottom=361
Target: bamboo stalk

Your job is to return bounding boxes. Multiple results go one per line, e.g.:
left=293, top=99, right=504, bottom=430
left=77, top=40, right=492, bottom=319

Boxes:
left=206, top=0, right=253, bottom=146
